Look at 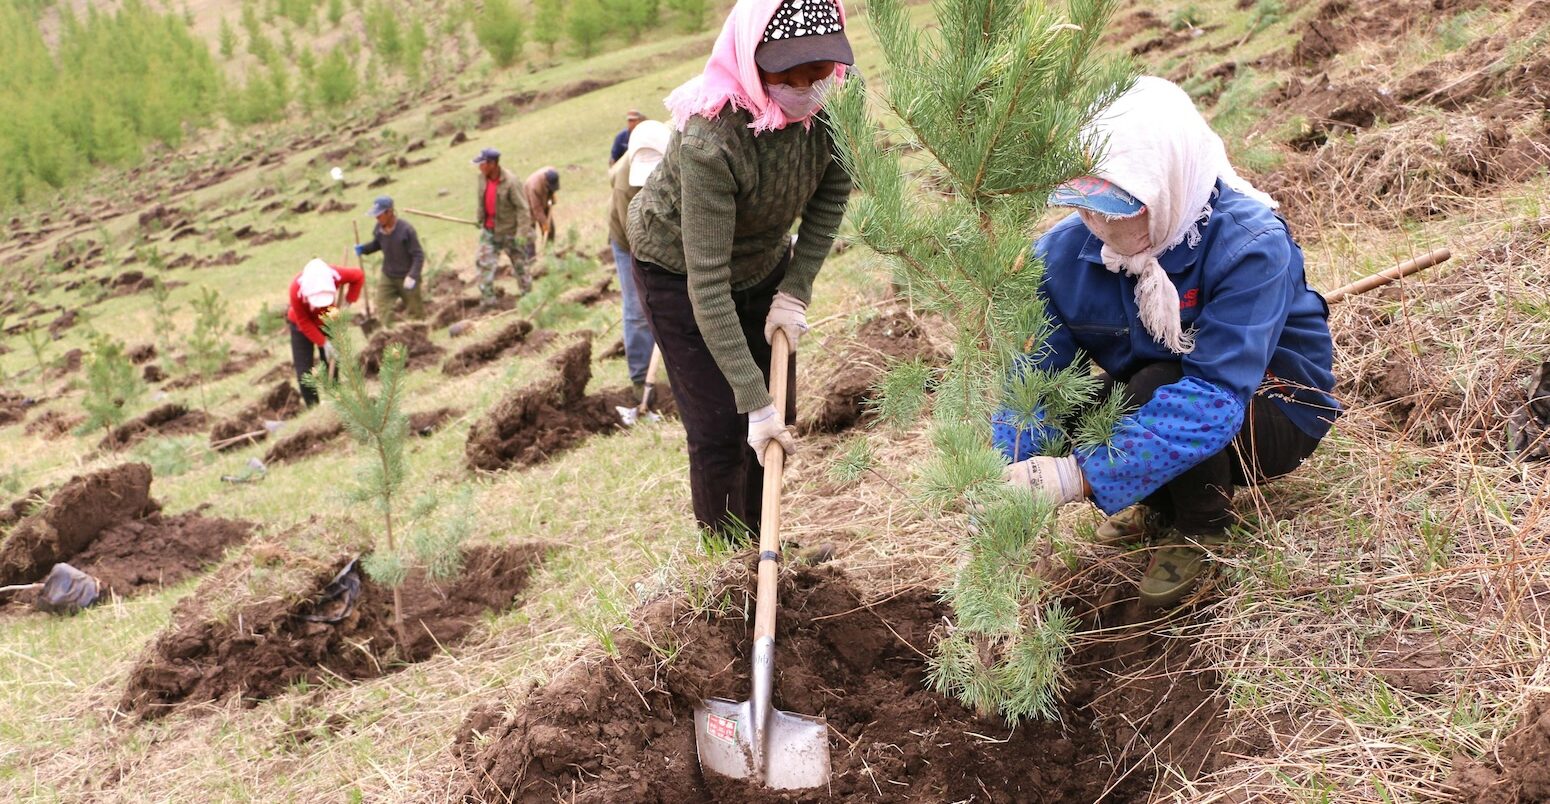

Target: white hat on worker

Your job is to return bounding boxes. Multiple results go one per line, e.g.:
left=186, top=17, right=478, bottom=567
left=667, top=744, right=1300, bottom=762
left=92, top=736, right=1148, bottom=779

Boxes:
left=626, top=120, right=672, bottom=188
left=299, top=258, right=338, bottom=309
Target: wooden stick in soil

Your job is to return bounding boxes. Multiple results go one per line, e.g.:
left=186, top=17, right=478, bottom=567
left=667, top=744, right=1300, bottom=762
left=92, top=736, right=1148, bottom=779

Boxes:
left=1323, top=248, right=1452, bottom=304
left=353, top=220, right=373, bottom=320
left=0, top=582, right=42, bottom=595
left=400, top=207, right=477, bottom=226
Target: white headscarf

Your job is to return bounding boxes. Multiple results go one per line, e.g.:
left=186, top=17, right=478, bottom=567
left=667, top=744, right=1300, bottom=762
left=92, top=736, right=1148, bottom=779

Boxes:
left=1085, top=76, right=1277, bottom=354
left=298, top=258, right=339, bottom=309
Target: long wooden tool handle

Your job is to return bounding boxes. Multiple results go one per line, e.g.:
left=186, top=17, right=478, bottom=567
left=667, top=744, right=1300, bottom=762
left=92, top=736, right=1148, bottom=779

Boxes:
left=637, top=346, right=664, bottom=413
left=752, top=329, right=792, bottom=643
left=1323, top=248, right=1451, bottom=304
left=401, top=206, right=477, bottom=226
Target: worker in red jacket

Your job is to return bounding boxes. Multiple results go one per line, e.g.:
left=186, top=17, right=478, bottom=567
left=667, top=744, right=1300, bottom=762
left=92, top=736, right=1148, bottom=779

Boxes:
left=287, top=258, right=365, bottom=406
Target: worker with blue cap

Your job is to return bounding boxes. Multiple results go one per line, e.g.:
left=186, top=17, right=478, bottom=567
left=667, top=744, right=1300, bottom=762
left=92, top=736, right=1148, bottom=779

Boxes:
left=471, top=147, right=534, bottom=306
left=355, top=195, right=426, bottom=325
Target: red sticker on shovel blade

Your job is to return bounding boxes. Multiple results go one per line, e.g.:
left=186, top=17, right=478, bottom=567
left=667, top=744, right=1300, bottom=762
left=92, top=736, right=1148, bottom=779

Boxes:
left=706, top=713, right=739, bottom=744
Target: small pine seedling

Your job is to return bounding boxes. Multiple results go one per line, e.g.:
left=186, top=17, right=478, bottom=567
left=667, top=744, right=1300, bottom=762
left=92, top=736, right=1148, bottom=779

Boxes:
left=80, top=333, right=144, bottom=438
left=186, top=287, right=232, bottom=413
left=828, top=0, right=1132, bottom=722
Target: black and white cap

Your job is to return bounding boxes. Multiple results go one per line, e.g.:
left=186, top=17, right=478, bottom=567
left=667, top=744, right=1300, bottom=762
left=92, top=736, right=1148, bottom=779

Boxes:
left=755, top=0, right=854, bottom=73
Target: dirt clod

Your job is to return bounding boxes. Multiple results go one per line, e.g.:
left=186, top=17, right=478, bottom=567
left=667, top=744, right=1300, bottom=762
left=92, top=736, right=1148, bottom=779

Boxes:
left=0, top=464, right=159, bottom=586
left=408, top=407, right=462, bottom=437
left=208, top=381, right=304, bottom=451
left=1450, top=696, right=1550, bottom=802
left=456, top=564, right=1222, bottom=803
left=465, top=335, right=628, bottom=471
left=99, top=404, right=209, bottom=451
left=441, top=319, right=535, bottom=376
left=800, top=307, right=948, bottom=434
left=360, top=322, right=444, bottom=377
left=119, top=543, right=546, bottom=719
left=263, top=419, right=347, bottom=465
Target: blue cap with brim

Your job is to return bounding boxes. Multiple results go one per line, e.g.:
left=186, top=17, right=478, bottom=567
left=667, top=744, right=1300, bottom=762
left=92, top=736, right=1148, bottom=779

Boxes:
left=368, top=196, right=393, bottom=217
left=1049, top=176, right=1145, bottom=218
left=471, top=147, right=501, bottom=164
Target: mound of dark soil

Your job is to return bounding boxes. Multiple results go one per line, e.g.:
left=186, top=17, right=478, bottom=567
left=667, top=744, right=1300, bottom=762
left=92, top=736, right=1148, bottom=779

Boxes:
left=800, top=308, right=948, bottom=435
left=263, top=420, right=347, bottom=465
left=119, top=543, right=547, bottom=720
left=99, top=404, right=209, bottom=451
left=408, top=407, right=462, bottom=437
left=0, top=392, right=33, bottom=429
left=434, top=294, right=516, bottom=328
left=441, top=319, right=539, bottom=376
left=559, top=274, right=617, bottom=307
left=66, top=510, right=253, bottom=596
left=1450, top=696, right=1550, bottom=802
left=24, top=409, right=82, bottom=439
left=163, top=351, right=267, bottom=390
left=0, top=463, right=159, bottom=586
left=465, top=335, right=628, bottom=471
left=440, top=319, right=554, bottom=376
left=361, top=322, right=444, bottom=377
left=455, top=564, right=1222, bottom=803
left=127, top=343, right=157, bottom=364
left=208, top=381, right=304, bottom=451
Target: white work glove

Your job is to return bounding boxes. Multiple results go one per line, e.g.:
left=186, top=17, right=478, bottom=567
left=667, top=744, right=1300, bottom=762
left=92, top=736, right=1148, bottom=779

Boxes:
left=763, top=291, right=809, bottom=350
left=403, top=276, right=417, bottom=290
left=747, top=404, right=796, bottom=466
left=322, top=341, right=338, bottom=365
left=1003, top=455, right=1089, bottom=506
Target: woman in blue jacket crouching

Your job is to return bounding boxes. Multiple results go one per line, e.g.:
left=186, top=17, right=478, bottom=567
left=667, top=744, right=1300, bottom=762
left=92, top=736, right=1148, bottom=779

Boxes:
left=994, top=77, right=1341, bottom=608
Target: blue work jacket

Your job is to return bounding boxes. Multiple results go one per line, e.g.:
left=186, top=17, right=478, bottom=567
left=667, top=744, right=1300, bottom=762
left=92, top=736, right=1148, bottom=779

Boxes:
left=992, top=181, right=1340, bottom=514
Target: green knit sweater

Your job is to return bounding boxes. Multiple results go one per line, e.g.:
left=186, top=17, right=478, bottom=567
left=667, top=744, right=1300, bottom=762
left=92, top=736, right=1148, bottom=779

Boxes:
left=627, top=106, right=852, bottom=412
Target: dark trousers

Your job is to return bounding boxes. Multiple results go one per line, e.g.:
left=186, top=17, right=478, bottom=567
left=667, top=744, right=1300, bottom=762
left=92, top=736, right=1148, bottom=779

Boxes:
left=632, top=255, right=796, bottom=542
left=289, top=321, right=329, bottom=407
left=1106, top=362, right=1322, bottom=535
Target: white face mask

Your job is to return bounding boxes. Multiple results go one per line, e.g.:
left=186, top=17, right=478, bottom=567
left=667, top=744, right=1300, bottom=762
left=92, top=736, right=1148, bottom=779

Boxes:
left=765, top=77, right=833, bottom=121
left=1079, top=208, right=1152, bottom=256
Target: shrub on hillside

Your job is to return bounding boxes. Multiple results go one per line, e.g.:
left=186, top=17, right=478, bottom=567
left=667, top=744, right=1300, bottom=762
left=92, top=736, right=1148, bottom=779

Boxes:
left=475, top=0, right=526, bottom=68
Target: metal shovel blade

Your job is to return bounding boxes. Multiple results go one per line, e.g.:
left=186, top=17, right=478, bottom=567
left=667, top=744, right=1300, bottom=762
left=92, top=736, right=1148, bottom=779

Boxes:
left=694, top=697, right=831, bottom=790
left=615, top=405, right=662, bottom=427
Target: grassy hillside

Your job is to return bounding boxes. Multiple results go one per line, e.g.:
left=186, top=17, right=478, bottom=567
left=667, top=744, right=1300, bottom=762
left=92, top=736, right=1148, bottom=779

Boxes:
left=1, top=0, right=1548, bottom=800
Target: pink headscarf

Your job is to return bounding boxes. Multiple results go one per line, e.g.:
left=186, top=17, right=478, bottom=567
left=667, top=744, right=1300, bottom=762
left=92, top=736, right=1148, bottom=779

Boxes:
left=664, top=0, right=849, bottom=134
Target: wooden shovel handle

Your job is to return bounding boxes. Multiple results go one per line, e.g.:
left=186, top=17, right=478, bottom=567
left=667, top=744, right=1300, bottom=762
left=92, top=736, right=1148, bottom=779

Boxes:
left=401, top=206, right=478, bottom=226
left=1323, top=248, right=1451, bottom=304
left=753, top=329, right=792, bottom=643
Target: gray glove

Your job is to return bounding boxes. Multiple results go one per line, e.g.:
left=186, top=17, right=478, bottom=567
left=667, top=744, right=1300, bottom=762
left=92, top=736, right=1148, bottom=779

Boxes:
left=323, top=341, right=339, bottom=366
left=747, top=404, right=796, bottom=466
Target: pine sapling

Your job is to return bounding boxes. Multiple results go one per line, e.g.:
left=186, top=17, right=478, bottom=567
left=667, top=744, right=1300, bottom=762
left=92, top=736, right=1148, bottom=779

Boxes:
left=20, top=327, right=50, bottom=384
left=150, top=277, right=179, bottom=358
left=311, top=309, right=412, bottom=647
left=828, top=0, right=1133, bottom=721
left=80, top=333, right=143, bottom=439
left=186, top=287, right=232, bottom=413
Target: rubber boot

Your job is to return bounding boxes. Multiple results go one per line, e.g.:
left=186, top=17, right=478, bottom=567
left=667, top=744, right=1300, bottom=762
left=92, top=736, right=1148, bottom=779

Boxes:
left=1094, top=505, right=1161, bottom=546
left=1138, top=532, right=1226, bottom=609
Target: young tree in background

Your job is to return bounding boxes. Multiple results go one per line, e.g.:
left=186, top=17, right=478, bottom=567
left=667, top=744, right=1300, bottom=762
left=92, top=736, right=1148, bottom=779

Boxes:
left=828, top=0, right=1132, bottom=722
left=475, top=0, right=526, bottom=68
left=219, top=17, right=237, bottom=57
left=314, top=46, right=359, bottom=107
left=80, top=333, right=143, bottom=439
left=665, top=0, right=707, bottom=32
left=566, top=0, right=606, bottom=56
left=531, top=0, right=562, bottom=58
left=187, top=287, right=232, bottom=414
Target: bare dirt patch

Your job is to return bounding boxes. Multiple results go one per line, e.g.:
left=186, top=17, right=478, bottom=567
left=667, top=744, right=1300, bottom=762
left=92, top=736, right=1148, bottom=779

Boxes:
left=1450, top=696, right=1550, bottom=802
left=408, top=407, right=462, bottom=437
left=66, top=510, right=253, bottom=597
left=263, top=419, right=347, bottom=465
left=465, top=335, right=633, bottom=471
left=0, top=392, right=34, bottom=429
left=455, top=563, right=1222, bottom=802
left=24, top=408, right=82, bottom=439
left=800, top=307, right=949, bottom=435
left=208, top=381, right=304, bottom=451
left=98, top=404, right=210, bottom=451
left=0, top=464, right=158, bottom=586
left=118, top=543, right=547, bottom=720
left=360, top=322, right=444, bottom=377
left=441, top=319, right=554, bottom=376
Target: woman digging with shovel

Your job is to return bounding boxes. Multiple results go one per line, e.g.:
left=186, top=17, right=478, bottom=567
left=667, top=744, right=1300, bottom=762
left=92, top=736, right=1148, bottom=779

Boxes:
left=994, top=77, right=1342, bottom=608
left=627, top=0, right=855, bottom=545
